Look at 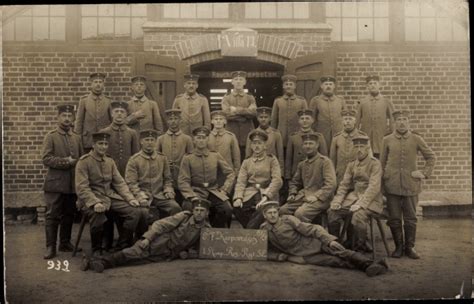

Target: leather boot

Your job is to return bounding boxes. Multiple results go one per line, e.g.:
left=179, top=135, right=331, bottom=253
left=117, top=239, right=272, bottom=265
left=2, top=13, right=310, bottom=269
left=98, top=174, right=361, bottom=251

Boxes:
left=389, top=226, right=404, bottom=258
left=90, top=229, right=104, bottom=257
left=404, top=225, right=420, bottom=259
left=44, top=224, right=58, bottom=259
left=115, top=228, right=134, bottom=251
left=90, top=251, right=128, bottom=273
left=59, top=214, right=81, bottom=252
left=348, top=251, right=388, bottom=277
left=328, top=221, right=341, bottom=238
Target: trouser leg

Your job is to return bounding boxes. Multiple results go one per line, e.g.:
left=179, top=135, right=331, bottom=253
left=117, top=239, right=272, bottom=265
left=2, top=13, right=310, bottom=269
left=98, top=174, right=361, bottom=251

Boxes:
left=83, top=208, right=108, bottom=255
left=233, top=195, right=258, bottom=228
left=44, top=192, right=62, bottom=248
left=59, top=193, right=77, bottom=245
left=294, top=200, right=329, bottom=223
left=152, top=198, right=182, bottom=218
left=386, top=194, right=404, bottom=257
left=351, top=209, right=373, bottom=251
left=208, top=194, right=232, bottom=228
left=279, top=200, right=303, bottom=216
left=327, top=208, right=350, bottom=239
left=403, top=195, right=420, bottom=259
left=110, top=199, right=143, bottom=249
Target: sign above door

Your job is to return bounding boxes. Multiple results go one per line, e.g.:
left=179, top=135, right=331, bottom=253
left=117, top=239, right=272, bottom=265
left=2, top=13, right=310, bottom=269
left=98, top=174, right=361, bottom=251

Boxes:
left=220, top=27, right=258, bottom=57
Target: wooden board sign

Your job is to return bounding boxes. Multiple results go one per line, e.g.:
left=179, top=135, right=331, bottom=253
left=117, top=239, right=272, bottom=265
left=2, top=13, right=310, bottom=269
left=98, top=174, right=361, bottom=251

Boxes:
left=199, top=228, right=268, bottom=261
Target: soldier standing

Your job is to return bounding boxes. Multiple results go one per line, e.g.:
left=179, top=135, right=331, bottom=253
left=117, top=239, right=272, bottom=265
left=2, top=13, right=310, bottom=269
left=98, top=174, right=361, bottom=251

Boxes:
left=125, top=75, right=164, bottom=134
left=356, top=75, right=394, bottom=158
left=42, top=104, right=84, bottom=259
left=381, top=110, right=435, bottom=259
left=74, top=72, right=111, bottom=152
left=309, top=76, right=347, bottom=148
left=172, top=74, right=211, bottom=136
left=178, top=127, right=236, bottom=228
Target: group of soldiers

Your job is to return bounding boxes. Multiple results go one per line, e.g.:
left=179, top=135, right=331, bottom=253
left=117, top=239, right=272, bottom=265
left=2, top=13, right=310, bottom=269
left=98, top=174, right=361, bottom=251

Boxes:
left=41, top=70, right=435, bottom=277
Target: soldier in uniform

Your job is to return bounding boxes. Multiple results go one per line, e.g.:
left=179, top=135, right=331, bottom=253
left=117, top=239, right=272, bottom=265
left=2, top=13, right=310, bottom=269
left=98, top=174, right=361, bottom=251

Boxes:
left=233, top=130, right=283, bottom=229
left=271, top=74, right=308, bottom=150
left=280, top=133, right=337, bottom=223
left=81, top=199, right=211, bottom=273
left=381, top=110, right=435, bottom=259
left=328, top=135, right=384, bottom=252
left=330, top=109, right=368, bottom=183
left=157, top=109, right=194, bottom=204
left=259, top=201, right=389, bottom=277
left=42, top=104, right=84, bottom=259
left=245, top=106, right=284, bottom=172
left=178, top=126, right=236, bottom=228
left=75, top=132, right=147, bottom=256
left=309, top=76, right=347, bottom=148
left=125, top=129, right=181, bottom=227
left=221, top=71, right=257, bottom=156
left=172, top=74, right=211, bottom=135
left=74, top=72, right=112, bottom=152
left=125, top=75, right=164, bottom=134
left=285, top=109, right=328, bottom=181
left=356, top=75, right=394, bottom=159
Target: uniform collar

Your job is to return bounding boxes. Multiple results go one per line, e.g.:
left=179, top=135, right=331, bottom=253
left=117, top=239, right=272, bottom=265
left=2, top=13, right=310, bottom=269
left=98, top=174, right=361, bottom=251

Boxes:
left=90, top=150, right=105, bottom=162
left=89, top=92, right=103, bottom=101
left=185, top=93, right=198, bottom=100
left=232, top=90, right=245, bottom=97
left=194, top=149, right=210, bottom=157
left=167, top=129, right=182, bottom=136
left=354, top=154, right=370, bottom=166
left=252, top=153, right=266, bottom=162
left=132, top=95, right=148, bottom=102
left=189, top=216, right=212, bottom=228
left=394, top=130, right=411, bottom=139
left=321, top=94, right=335, bottom=101
left=342, top=128, right=357, bottom=138
left=257, top=126, right=272, bottom=133
left=299, top=128, right=313, bottom=134
left=211, top=129, right=225, bottom=136
left=283, top=94, right=296, bottom=100
left=111, top=123, right=126, bottom=131
left=369, top=93, right=382, bottom=101
left=305, top=153, right=321, bottom=164
left=56, top=126, right=73, bottom=136
left=139, top=150, right=157, bottom=160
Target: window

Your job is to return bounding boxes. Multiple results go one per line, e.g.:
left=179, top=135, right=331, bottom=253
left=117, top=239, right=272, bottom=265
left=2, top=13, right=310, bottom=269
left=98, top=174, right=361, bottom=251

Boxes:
left=3, top=5, right=66, bottom=41
left=81, top=4, right=147, bottom=40
left=326, top=1, right=389, bottom=42
left=244, top=2, right=309, bottom=19
left=162, top=3, right=229, bottom=19
left=404, top=0, right=468, bottom=41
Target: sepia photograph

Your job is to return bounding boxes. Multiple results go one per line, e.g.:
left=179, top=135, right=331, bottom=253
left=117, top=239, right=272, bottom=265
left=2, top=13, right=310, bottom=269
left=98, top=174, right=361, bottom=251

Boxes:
left=1, top=1, right=471, bottom=302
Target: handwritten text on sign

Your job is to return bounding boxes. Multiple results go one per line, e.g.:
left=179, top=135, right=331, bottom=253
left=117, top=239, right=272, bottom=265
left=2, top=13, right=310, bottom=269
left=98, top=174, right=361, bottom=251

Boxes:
left=220, top=28, right=258, bottom=57
left=199, top=228, right=268, bottom=261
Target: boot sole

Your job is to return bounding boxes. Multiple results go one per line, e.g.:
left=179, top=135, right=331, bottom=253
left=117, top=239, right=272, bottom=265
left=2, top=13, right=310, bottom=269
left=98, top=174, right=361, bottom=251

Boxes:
left=90, top=261, right=105, bottom=273
left=365, top=264, right=388, bottom=277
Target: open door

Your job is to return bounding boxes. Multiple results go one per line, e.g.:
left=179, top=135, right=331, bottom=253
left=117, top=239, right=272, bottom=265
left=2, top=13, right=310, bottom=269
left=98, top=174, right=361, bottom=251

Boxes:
left=285, top=51, right=336, bottom=101
left=134, top=52, right=188, bottom=127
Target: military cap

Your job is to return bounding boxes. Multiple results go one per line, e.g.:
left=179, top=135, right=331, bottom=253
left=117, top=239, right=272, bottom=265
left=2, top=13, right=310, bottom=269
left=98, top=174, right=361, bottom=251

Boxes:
left=184, top=74, right=200, bottom=82
left=301, top=133, right=320, bottom=142
left=231, top=71, right=247, bottom=78
left=258, top=200, right=280, bottom=213
left=92, top=132, right=110, bottom=143
left=297, top=109, right=314, bottom=117
left=210, top=110, right=227, bottom=119
left=341, top=109, right=357, bottom=117
left=192, top=126, right=211, bottom=137
left=110, top=101, right=129, bottom=111
left=320, top=76, right=336, bottom=84
left=281, top=74, right=297, bottom=83
left=392, top=110, right=410, bottom=119
left=89, top=72, right=106, bottom=80
left=193, top=198, right=211, bottom=210
left=57, top=104, right=75, bottom=114
left=165, top=109, right=182, bottom=117
left=248, top=129, right=268, bottom=142
left=131, top=75, right=147, bottom=83
left=256, top=107, right=272, bottom=115
left=352, top=134, right=370, bottom=145
left=365, top=75, right=380, bottom=83
left=140, top=129, right=159, bottom=139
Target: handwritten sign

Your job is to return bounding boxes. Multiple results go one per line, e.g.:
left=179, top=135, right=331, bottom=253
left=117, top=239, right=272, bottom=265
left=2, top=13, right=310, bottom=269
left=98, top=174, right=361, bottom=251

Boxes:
left=199, top=228, right=268, bottom=261
left=220, top=27, right=258, bottom=57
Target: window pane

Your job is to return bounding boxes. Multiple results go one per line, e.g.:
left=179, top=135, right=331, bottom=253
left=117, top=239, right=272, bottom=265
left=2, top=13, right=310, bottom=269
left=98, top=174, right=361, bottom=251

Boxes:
left=261, top=3, right=276, bottom=19
left=82, top=5, right=98, bottom=16
left=404, top=1, right=419, bottom=17
left=420, top=2, right=435, bottom=17
left=214, top=3, right=229, bottom=19
left=33, top=17, right=49, bottom=40
left=132, top=4, right=147, bottom=16
left=15, top=17, right=32, bottom=41
left=82, top=17, right=97, bottom=39
left=326, top=18, right=341, bottom=41
left=453, top=21, right=468, bottom=41
left=405, top=18, right=419, bottom=41
left=33, top=5, right=49, bottom=16
left=374, top=18, right=389, bottom=41
left=277, top=2, right=293, bottom=19
left=436, top=18, right=452, bottom=41
left=98, top=4, right=114, bottom=17
left=115, top=4, right=131, bottom=17
left=420, top=18, right=436, bottom=41
left=374, top=2, right=388, bottom=17
left=3, top=21, right=15, bottom=40
left=98, top=17, right=114, bottom=37
left=181, top=4, right=196, bottom=18
left=342, top=2, right=357, bottom=17
left=342, top=18, right=357, bottom=41
left=358, top=2, right=373, bottom=17
left=50, top=5, right=66, bottom=16
left=358, top=18, right=373, bottom=41
left=131, top=17, right=146, bottom=39
left=325, top=2, right=340, bottom=17
left=163, top=4, right=179, bottom=18
left=197, top=3, right=212, bottom=18
left=50, top=17, right=65, bottom=40
left=245, top=3, right=260, bottom=19
left=115, top=17, right=130, bottom=38
left=293, top=2, right=309, bottom=18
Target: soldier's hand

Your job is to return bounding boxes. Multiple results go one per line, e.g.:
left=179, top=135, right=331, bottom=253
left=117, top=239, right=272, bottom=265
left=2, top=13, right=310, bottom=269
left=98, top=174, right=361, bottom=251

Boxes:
left=331, top=203, right=342, bottom=210
left=411, top=170, right=426, bottom=179
left=66, top=156, right=77, bottom=165
left=94, top=203, right=106, bottom=213
left=287, top=194, right=296, bottom=202
left=129, top=199, right=140, bottom=207
left=230, top=106, right=237, bottom=113
left=135, top=110, right=146, bottom=119
left=165, top=192, right=175, bottom=199
left=329, top=241, right=345, bottom=252
left=350, top=204, right=362, bottom=212
left=139, top=199, right=149, bottom=207
left=138, top=238, right=150, bottom=250
left=233, top=199, right=243, bottom=208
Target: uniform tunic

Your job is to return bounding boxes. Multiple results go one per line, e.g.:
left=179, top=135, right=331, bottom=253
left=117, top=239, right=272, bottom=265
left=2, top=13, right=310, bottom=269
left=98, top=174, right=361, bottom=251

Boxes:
left=356, top=94, right=394, bottom=154
left=172, top=93, right=211, bottom=136
left=309, top=94, right=347, bottom=148
left=271, top=94, right=308, bottom=147
left=126, top=96, right=164, bottom=134
left=244, top=126, right=284, bottom=172
left=221, top=90, right=257, bottom=146
left=74, top=93, right=112, bottom=149
left=157, top=130, right=194, bottom=185
left=208, top=129, right=241, bottom=173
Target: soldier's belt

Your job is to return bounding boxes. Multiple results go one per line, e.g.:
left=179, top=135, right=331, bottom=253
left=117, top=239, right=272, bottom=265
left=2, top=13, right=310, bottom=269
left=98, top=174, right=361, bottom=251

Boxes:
left=248, top=182, right=270, bottom=189
left=191, top=182, right=217, bottom=189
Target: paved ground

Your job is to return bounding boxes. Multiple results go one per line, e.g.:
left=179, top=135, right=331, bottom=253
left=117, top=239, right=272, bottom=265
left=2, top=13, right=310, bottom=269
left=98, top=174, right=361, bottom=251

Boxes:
left=4, top=217, right=472, bottom=302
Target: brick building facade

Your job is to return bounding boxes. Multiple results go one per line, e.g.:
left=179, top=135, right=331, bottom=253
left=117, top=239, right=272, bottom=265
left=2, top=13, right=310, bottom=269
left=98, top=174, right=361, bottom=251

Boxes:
left=2, top=2, right=470, bottom=208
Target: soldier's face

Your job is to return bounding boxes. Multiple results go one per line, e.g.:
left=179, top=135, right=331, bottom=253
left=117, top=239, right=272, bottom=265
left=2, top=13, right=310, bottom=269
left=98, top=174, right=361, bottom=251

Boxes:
left=250, top=139, right=266, bottom=155
left=343, top=116, right=356, bottom=132
left=58, top=112, right=74, bottom=128
left=282, top=81, right=296, bottom=95
left=395, top=116, right=409, bottom=133
left=111, top=108, right=127, bottom=125
left=321, top=81, right=335, bottom=95
left=184, top=81, right=198, bottom=94
left=299, top=115, right=314, bottom=129
left=131, top=81, right=146, bottom=97
left=93, top=140, right=109, bottom=156
left=367, top=80, right=380, bottom=95
left=90, top=78, right=105, bottom=94
left=257, top=113, right=270, bottom=127
left=193, top=206, right=209, bottom=223
left=167, top=116, right=180, bottom=131
left=141, top=137, right=156, bottom=154
left=211, top=116, right=226, bottom=129
left=193, top=134, right=209, bottom=149
left=354, top=143, right=369, bottom=160
left=302, top=140, right=319, bottom=155
left=263, top=208, right=279, bottom=224
left=231, top=76, right=246, bottom=90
